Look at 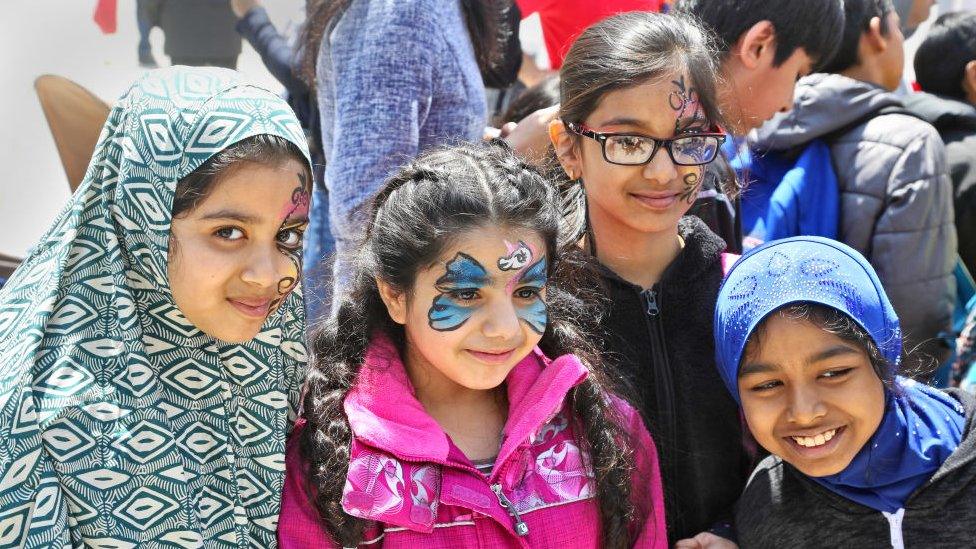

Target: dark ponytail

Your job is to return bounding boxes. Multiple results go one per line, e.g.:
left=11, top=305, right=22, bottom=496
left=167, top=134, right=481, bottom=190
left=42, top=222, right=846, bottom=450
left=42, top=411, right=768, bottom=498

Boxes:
left=300, top=142, right=645, bottom=547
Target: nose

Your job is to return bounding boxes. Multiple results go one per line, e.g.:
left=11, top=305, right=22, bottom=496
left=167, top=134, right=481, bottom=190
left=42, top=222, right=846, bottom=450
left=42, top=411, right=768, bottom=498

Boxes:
left=480, top=297, right=522, bottom=341
left=642, top=145, right=679, bottom=185
left=241, top=246, right=295, bottom=290
left=786, top=385, right=828, bottom=425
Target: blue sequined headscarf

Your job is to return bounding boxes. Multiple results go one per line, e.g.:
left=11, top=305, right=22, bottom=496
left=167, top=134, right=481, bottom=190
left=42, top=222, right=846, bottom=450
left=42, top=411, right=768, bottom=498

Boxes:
left=714, top=236, right=965, bottom=513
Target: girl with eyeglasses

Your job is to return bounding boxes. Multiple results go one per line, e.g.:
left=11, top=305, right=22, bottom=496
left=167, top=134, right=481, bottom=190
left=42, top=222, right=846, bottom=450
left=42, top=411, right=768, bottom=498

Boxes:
left=547, top=12, right=749, bottom=547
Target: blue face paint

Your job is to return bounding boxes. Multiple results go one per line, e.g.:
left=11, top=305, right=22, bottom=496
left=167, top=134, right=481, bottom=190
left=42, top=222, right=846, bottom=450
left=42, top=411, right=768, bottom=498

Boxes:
left=427, top=253, right=489, bottom=331
left=513, top=256, right=548, bottom=334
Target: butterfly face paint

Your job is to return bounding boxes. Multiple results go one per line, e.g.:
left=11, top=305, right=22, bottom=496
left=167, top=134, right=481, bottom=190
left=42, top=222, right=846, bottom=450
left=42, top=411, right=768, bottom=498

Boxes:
left=513, top=256, right=548, bottom=334
left=427, top=253, right=490, bottom=331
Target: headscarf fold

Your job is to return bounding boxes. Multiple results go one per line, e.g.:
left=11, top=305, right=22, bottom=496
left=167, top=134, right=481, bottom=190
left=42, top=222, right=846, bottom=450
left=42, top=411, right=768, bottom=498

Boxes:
left=0, top=67, right=310, bottom=547
left=714, top=236, right=964, bottom=513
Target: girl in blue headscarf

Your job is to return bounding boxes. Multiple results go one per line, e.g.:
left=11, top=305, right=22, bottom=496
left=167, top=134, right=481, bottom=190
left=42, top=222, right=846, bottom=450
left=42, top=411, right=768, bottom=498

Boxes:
left=714, top=236, right=974, bottom=549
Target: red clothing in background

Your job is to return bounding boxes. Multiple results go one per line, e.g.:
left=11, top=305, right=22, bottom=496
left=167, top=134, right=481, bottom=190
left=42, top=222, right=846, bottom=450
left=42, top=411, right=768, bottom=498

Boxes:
left=516, top=0, right=663, bottom=68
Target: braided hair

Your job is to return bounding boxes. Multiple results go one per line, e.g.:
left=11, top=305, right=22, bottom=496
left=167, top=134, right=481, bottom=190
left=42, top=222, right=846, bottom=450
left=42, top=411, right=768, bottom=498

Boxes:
left=299, top=141, right=646, bottom=547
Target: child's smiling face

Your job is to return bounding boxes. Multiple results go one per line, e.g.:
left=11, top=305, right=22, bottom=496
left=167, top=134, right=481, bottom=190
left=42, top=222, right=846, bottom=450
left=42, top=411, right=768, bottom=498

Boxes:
left=168, top=158, right=310, bottom=343
left=378, top=226, right=548, bottom=394
left=738, top=313, right=887, bottom=477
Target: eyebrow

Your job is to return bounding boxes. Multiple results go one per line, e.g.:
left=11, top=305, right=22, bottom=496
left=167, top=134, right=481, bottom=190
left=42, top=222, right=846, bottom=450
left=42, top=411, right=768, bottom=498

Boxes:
left=595, top=116, right=651, bottom=131
left=738, top=345, right=861, bottom=377
left=198, top=209, right=262, bottom=224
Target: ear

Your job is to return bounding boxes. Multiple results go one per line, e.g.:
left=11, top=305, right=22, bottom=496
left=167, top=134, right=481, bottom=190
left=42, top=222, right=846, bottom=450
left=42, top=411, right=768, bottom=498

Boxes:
left=731, top=20, right=777, bottom=70
left=863, top=16, right=888, bottom=55
left=549, top=119, right=582, bottom=180
left=964, top=60, right=976, bottom=104
left=376, top=278, right=408, bottom=325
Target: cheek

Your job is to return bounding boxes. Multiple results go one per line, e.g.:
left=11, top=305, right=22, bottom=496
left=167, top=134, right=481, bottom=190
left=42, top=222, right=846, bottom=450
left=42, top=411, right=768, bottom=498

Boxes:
left=515, top=299, right=547, bottom=335
left=741, top=396, right=782, bottom=445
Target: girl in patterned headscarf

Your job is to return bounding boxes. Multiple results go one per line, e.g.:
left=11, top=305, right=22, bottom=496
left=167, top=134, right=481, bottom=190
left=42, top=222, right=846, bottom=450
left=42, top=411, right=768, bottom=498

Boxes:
left=0, top=67, right=311, bottom=547
left=715, top=236, right=974, bottom=549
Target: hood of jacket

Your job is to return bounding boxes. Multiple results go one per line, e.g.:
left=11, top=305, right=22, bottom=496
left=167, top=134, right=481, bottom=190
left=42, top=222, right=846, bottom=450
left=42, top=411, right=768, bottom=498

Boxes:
left=750, top=73, right=904, bottom=152
left=904, top=91, right=976, bottom=135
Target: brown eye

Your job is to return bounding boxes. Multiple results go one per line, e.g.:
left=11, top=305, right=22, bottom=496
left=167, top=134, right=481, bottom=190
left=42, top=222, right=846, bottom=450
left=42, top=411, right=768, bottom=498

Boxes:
left=277, top=228, right=303, bottom=248
left=215, top=227, right=245, bottom=240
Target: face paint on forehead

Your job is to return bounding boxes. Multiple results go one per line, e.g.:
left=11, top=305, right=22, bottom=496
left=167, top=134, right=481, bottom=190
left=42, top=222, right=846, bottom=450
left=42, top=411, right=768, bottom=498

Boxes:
left=514, top=256, right=548, bottom=334
left=428, top=253, right=489, bottom=331
left=669, top=75, right=709, bottom=135
left=498, top=240, right=532, bottom=271
left=280, top=172, right=311, bottom=222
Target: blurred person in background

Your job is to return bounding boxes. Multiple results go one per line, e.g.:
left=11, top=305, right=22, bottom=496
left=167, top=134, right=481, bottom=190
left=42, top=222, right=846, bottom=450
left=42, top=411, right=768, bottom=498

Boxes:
left=907, top=12, right=976, bottom=276
left=749, top=0, right=956, bottom=369
left=299, top=0, right=516, bottom=321
left=674, top=0, right=844, bottom=254
left=515, top=0, right=663, bottom=70
left=140, top=0, right=243, bottom=68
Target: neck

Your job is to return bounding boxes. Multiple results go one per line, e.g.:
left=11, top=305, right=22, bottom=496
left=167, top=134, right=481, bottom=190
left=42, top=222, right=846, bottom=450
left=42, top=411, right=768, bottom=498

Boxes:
left=588, top=207, right=683, bottom=289
left=402, top=341, right=508, bottom=460
left=840, top=64, right=887, bottom=91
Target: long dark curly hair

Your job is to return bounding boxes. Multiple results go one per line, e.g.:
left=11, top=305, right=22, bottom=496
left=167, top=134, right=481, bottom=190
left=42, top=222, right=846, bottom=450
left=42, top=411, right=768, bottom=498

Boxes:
left=299, top=141, right=648, bottom=547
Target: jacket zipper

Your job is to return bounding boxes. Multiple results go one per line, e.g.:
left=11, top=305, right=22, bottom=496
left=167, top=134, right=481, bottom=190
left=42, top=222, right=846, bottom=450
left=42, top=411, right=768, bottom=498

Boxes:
left=491, top=483, right=529, bottom=536
left=640, top=286, right=677, bottom=484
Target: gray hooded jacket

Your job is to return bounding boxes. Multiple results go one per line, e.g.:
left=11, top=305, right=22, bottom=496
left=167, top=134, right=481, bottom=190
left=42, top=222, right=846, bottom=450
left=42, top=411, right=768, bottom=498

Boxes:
left=736, top=389, right=976, bottom=549
left=750, top=73, right=956, bottom=363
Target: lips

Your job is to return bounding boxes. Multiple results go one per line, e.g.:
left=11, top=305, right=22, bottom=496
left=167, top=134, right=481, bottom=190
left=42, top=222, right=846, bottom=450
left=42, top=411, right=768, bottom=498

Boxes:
left=227, top=297, right=273, bottom=319
left=466, top=348, right=516, bottom=364
left=631, top=191, right=680, bottom=210
left=783, top=426, right=847, bottom=454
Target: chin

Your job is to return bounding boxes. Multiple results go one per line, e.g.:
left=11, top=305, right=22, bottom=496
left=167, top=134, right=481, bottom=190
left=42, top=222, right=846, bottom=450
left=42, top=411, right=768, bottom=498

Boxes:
left=782, top=454, right=852, bottom=478
left=203, top=324, right=264, bottom=344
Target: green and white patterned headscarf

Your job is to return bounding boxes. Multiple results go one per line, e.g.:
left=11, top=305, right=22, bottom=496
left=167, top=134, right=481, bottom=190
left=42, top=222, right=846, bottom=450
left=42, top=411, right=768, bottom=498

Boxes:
left=0, top=67, right=310, bottom=548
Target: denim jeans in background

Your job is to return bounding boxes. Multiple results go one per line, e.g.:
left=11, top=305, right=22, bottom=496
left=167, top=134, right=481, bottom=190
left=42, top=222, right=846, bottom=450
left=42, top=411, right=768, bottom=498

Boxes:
left=303, top=183, right=336, bottom=325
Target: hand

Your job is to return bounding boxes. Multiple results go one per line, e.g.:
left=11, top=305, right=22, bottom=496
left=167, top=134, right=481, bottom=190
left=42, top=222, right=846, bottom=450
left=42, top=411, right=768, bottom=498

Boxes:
left=674, top=532, right=739, bottom=549
left=230, top=0, right=260, bottom=18
left=502, top=104, right=559, bottom=167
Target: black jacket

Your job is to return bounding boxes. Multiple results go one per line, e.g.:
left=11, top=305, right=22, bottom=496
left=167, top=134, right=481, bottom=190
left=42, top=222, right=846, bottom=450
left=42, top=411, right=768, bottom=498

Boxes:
left=906, top=92, right=976, bottom=277
left=737, top=389, right=976, bottom=549
left=594, top=216, right=750, bottom=544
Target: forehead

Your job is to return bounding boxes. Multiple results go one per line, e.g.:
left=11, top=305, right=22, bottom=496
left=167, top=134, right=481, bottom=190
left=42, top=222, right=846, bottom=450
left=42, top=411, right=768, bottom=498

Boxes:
left=428, top=227, right=546, bottom=275
left=190, top=159, right=308, bottom=219
left=586, top=69, right=700, bottom=134
left=745, top=314, right=855, bottom=364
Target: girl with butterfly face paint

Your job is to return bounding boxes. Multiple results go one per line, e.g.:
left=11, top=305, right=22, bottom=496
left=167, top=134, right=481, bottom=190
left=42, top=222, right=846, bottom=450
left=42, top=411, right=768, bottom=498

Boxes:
left=280, top=142, right=668, bottom=548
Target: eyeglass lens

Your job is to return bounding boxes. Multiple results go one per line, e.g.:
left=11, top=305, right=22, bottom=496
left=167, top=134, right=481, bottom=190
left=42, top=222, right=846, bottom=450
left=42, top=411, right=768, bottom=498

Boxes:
left=604, top=135, right=719, bottom=166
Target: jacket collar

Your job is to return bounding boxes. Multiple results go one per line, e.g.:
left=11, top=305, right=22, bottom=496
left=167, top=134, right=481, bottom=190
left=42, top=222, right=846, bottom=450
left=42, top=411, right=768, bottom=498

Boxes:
left=343, top=335, right=589, bottom=466
left=596, top=215, right=725, bottom=292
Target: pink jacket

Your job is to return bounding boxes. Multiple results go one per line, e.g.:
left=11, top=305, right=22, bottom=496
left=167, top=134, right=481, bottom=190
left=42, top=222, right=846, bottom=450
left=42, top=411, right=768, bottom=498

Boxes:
left=278, top=338, right=667, bottom=548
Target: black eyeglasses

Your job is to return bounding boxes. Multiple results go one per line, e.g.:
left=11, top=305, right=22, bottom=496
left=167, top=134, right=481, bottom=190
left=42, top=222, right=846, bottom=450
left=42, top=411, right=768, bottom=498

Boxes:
left=566, top=121, right=726, bottom=167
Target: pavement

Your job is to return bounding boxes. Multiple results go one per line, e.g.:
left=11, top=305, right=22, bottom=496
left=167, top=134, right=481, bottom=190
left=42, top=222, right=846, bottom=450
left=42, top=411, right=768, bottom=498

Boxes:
left=0, top=0, right=302, bottom=257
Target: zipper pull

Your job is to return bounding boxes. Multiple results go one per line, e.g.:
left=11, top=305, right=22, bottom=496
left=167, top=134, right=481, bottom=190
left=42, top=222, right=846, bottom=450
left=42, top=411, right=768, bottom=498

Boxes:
left=491, top=483, right=529, bottom=536
left=643, top=289, right=660, bottom=317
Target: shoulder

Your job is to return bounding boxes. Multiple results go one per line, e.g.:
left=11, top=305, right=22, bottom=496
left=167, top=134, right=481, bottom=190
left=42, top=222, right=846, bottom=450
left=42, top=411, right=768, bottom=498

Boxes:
left=736, top=456, right=808, bottom=545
